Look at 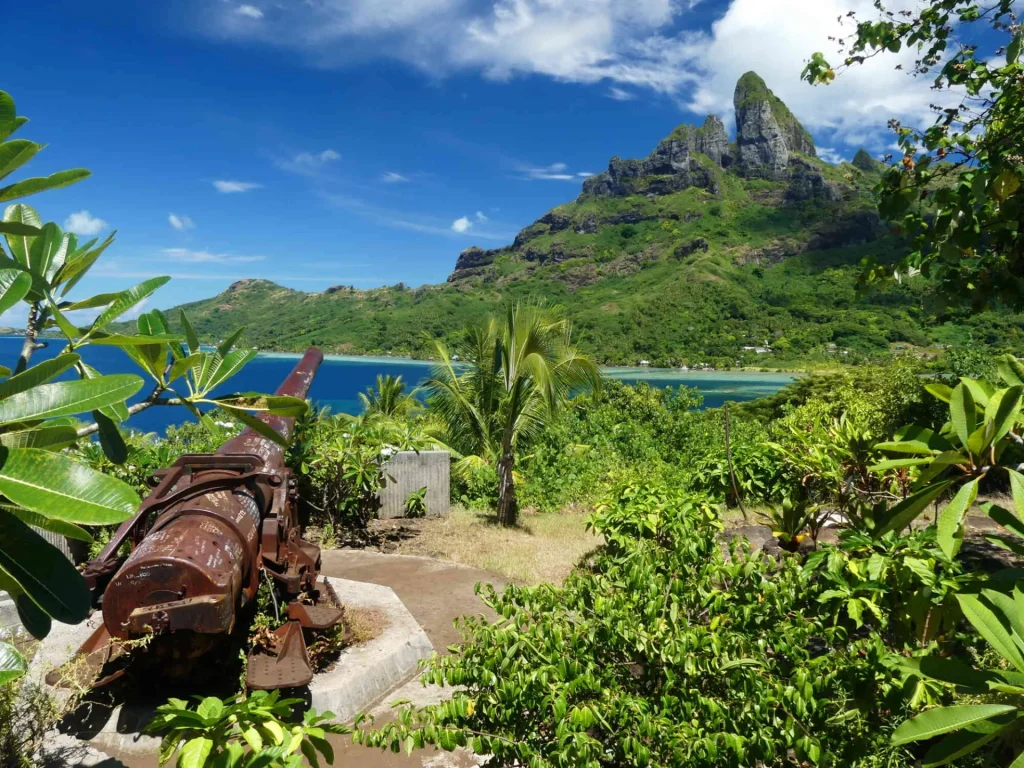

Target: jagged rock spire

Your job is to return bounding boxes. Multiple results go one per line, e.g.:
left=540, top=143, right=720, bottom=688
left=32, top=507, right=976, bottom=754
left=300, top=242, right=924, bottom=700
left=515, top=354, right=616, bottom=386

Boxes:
left=734, top=71, right=815, bottom=179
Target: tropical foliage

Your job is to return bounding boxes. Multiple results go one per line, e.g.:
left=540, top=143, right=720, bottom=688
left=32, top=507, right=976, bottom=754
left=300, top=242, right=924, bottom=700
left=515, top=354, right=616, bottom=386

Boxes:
left=425, top=304, right=600, bottom=525
left=0, top=88, right=304, bottom=687
left=357, top=374, right=419, bottom=421
left=804, top=0, right=1024, bottom=310
left=145, top=691, right=348, bottom=768
left=356, top=482, right=922, bottom=767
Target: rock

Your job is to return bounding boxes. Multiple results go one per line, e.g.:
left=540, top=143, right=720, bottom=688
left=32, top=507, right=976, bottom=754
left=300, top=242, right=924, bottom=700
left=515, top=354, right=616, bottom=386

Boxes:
left=785, top=157, right=846, bottom=202
left=734, top=72, right=790, bottom=179
left=806, top=210, right=882, bottom=250
left=448, top=246, right=502, bottom=282
left=852, top=148, right=884, bottom=172
left=673, top=238, right=709, bottom=260
left=734, top=71, right=818, bottom=181
left=734, top=239, right=801, bottom=266
left=580, top=134, right=718, bottom=199
left=576, top=216, right=600, bottom=234
left=512, top=222, right=547, bottom=248
left=538, top=210, right=573, bottom=232
left=696, top=115, right=731, bottom=167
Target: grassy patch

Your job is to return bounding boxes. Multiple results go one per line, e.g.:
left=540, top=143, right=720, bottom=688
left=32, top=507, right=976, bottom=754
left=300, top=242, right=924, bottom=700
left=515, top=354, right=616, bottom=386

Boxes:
left=397, top=505, right=601, bottom=585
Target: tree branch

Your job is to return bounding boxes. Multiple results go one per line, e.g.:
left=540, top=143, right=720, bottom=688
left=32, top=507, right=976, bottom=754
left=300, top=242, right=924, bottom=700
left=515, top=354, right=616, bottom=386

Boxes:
left=15, top=303, right=41, bottom=375
left=75, top=387, right=180, bottom=438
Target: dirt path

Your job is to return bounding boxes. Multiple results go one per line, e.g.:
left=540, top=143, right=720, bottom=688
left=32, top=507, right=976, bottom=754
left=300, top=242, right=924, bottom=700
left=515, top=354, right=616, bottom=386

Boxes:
left=81, top=552, right=507, bottom=768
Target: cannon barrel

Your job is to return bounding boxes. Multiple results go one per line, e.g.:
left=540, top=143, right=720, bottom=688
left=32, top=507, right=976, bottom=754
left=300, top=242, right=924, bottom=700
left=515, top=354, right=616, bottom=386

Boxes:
left=217, top=346, right=323, bottom=463
left=66, top=348, right=340, bottom=689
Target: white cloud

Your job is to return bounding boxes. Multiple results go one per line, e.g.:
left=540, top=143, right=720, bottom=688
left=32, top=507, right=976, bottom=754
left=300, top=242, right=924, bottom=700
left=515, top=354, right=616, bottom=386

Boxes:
left=577, top=171, right=595, bottom=177
left=63, top=210, right=107, bottom=236
left=163, top=247, right=264, bottom=264
left=213, top=180, right=262, bottom=193
left=326, top=193, right=513, bottom=241
left=816, top=147, right=845, bottom=165
left=683, top=0, right=943, bottom=147
left=168, top=213, right=195, bottom=230
left=607, top=87, right=635, bottom=101
left=201, top=0, right=949, bottom=152
left=236, top=4, right=264, bottom=19
left=381, top=171, right=409, bottom=183
left=202, top=0, right=701, bottom=93
left=522, top=162, right=577, bottom=181
left=451, top=216, right=472, bottom=233
left=276, top=149, right=341, bottom=176
left=474, top=211, right=488, bottom=222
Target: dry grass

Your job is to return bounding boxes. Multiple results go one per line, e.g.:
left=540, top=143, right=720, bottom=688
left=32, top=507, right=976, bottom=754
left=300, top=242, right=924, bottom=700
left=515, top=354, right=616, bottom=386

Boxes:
left=346, top=606, right=388, bottom=645
left=397, top=505, right=601, bottom=585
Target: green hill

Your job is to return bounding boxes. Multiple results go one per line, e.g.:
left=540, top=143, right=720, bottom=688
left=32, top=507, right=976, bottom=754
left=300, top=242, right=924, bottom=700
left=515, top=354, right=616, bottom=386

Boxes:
left=164, top=73, right=1024, bottom=368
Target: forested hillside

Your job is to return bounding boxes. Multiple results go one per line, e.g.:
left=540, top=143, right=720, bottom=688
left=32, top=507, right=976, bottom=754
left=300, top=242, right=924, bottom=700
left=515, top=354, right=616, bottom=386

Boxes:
left=166, top=72, right=1024, bottom=368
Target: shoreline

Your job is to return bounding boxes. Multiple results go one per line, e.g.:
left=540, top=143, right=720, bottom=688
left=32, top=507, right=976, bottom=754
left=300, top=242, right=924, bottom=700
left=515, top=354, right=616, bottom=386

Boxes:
left=254, top=350, right=800, bottom=379
left=0, top=335, right=811, bottom=377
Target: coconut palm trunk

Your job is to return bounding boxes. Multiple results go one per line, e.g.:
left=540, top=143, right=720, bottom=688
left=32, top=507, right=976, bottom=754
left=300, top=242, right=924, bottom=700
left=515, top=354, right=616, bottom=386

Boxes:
left=496, top=433, right=518, bottom=526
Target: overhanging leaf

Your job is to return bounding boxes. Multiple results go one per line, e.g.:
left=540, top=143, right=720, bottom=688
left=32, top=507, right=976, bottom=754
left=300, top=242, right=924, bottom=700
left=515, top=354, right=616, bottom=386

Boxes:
left=0, top=374, right=142, bottom=424
left=950, top=383, right=976, bottom=448
left=1, top=505, right=92, bottom=542
left=0, top=425, right=79, bottom=450
left=92, top=410, right=128, bottom=465
left=0, top=353, right=79, bottom=400
left=891, top=704, right=1017, bottom=745
left=957, top=593, right=1024, bottom=673
left=0, top=268, right=31, bottom=318
left=937, top=479, right=978, bottom=559
left=180, top=310, right=200, bottom=354
left=0, top=169, right=91, bottom=204
left=90, top=276, right=170, bottom=332
left=0, top=511, right=90, bottom=625
left=874, top=480, right=953, bottom=537
left=0, top=447, right=139, bottom=525
left=218, top=407, right=287, bottom=447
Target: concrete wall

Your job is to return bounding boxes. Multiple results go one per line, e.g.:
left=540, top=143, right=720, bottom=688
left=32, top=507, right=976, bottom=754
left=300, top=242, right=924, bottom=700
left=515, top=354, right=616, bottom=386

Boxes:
left=377, top=450, right=450, bottom=519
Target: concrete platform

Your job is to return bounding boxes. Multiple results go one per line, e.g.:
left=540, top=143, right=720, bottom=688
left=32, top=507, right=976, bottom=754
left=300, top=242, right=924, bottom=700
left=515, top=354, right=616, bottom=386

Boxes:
left=30, top=577, right=434, bottom=762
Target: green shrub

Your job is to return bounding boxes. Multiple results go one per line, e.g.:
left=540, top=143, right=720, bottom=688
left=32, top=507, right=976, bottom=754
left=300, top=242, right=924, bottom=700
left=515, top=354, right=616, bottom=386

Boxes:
left=291, top=408, right=438, bottom=529
left=355, top=482, right=914, bottom=766
left=145, top=691, right=347, bottom=767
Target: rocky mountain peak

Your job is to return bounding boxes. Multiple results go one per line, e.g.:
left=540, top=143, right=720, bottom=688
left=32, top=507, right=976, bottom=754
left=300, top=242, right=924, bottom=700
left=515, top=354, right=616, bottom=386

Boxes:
left=852, top=148, right=883, bottom=172
left=734, top=71, right=815, bottom=179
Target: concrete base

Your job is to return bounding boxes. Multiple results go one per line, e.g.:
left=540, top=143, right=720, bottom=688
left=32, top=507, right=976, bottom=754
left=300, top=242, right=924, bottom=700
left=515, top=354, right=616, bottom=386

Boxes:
left=0, top=590, right=19, bottom=634
left=309, top=577, right=434, bottom=721
left=29, top=577, right=435, bottom=762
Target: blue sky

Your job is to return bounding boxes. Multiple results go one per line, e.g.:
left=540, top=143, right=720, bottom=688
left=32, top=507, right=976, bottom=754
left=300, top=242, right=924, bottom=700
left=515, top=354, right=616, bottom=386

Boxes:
left=2, top=0, right=953, bottom=315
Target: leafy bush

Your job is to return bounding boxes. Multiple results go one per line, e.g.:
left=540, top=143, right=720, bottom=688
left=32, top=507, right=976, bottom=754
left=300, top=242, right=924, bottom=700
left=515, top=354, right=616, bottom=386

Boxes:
left=355, top=482, right=914, bottom=766
left=291, top=408, right=437, bottom=530
left=404, top=486, right=428, bottom=518
left=145, top=691, right=347, bottom=767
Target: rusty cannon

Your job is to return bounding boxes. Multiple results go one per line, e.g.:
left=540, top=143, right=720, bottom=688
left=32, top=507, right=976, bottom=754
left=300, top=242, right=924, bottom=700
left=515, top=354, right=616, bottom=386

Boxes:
left=52, top=347, right=342, bottom=691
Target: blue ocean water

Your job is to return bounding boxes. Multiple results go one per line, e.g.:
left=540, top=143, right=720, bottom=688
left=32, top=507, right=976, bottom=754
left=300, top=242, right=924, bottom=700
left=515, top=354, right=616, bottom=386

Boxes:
left=0, top=338, right=794, bottom=435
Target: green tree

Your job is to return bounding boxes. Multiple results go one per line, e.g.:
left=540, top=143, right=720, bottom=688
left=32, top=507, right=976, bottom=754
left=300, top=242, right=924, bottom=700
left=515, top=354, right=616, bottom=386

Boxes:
left=357, top=374, right=418, bottom=420
left=803, top=0, right=1024, bottom=309
left=425, top=304, right=600, bottom=526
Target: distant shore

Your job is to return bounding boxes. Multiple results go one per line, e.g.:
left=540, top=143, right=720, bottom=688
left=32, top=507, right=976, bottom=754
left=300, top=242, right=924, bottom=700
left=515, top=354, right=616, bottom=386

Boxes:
left=255, top=350, right=801, bottom=379
left=0, top=334, right=811, bottom=377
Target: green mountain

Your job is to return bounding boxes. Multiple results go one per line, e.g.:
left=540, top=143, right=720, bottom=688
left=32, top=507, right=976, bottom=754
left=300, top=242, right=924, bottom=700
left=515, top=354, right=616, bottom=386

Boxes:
left=167, top=72, right=1023, bottom=368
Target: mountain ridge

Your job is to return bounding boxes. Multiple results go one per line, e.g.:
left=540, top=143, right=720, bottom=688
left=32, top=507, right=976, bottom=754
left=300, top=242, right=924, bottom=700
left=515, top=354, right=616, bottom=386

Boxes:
left=162, top=73, right=1024, bottom=368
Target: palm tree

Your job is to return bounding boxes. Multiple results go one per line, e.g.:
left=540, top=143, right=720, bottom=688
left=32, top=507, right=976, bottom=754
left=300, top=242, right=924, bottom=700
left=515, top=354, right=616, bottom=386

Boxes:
left=358, top=374, right=419, bottom=421
left=425, top=304, right=600, bottom=526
